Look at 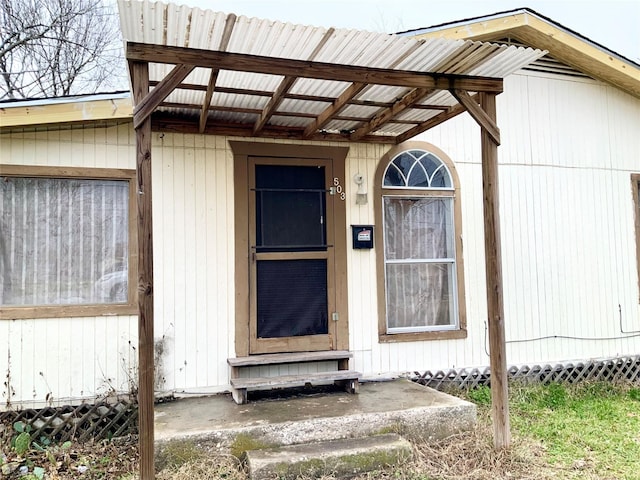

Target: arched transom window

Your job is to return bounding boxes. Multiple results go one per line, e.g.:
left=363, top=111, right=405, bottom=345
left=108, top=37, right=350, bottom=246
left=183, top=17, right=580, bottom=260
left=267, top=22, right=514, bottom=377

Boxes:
left=383, top=150, right=453, bottom=189
left=375, top=143, right=466, bottom=341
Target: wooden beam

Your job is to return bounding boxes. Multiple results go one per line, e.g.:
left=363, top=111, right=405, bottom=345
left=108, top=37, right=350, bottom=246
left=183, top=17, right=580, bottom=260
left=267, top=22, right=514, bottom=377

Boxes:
left=303, top=82, right=366, bottom=138
left=253, top=28, right=335, bottom=135
left=199, top=13, right=236, bottom=133
left=199, top=70, right=220, bottom=133
left=132, top=61, right=155, bottom=480
left=479, top=91, right=510, bottom=450
left=253, top=76, right=297, bottom=134
left=302, top=38, right=428, bottom=138
left=126, top=42, right=504, bottom=93
left=133, top=63, right=195, bottom=129
left=151, top=113, right=395, bottom=143
left=351, top=87, right=433, bottom=140
left=151, top=80, right=453, bottom=111
left=395, top=99, right=469, bottom=143
left=452, top=89, right=501, bottom=145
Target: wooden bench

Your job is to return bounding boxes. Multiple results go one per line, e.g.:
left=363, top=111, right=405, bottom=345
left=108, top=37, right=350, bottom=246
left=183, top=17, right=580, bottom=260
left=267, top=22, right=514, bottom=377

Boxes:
left=227, top=351, right=360, bottom=405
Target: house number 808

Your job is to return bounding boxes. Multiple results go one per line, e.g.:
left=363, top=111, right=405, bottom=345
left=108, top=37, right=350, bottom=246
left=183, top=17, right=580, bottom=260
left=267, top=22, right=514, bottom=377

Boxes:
left=333, top=177, right=346, bottom=201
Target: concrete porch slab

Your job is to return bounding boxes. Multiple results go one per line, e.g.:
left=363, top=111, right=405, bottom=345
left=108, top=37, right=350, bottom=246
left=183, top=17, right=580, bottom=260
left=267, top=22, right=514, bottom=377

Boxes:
left=154, top=379, right=476, bottom=449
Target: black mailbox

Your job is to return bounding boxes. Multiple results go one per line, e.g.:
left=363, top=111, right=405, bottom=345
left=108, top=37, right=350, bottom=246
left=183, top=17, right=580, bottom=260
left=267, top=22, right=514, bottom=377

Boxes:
left=351, top=225, right=374, bottom=249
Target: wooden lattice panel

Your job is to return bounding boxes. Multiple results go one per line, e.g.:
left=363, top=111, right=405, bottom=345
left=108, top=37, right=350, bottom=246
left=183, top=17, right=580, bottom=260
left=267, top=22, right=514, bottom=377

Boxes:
left=414, top=355, right=640, bottom=390
left=0, top=399, right=137, bottom=443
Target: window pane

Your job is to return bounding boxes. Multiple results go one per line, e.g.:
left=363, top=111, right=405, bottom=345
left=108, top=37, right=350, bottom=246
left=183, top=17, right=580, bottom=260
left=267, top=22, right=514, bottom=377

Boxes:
left=383, top=197, right=454, bottom=260
left=386, top=262, right=456, bottom=329
left=257, top=259, right=328, bottom=338
left=383, top=150, right=452, bottom=189
left=0, top=177, right=129, bottom=306
left=255, top=165, right=326, bottom=250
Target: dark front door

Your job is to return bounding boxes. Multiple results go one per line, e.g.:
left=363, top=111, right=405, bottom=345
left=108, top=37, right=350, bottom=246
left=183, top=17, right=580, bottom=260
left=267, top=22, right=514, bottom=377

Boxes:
left=248, top=157, right=337, bottom=354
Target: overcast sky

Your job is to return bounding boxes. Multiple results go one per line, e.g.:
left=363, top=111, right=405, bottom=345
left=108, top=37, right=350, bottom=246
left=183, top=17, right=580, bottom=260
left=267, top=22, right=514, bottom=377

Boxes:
left=177, top=0, right=640, bottom=62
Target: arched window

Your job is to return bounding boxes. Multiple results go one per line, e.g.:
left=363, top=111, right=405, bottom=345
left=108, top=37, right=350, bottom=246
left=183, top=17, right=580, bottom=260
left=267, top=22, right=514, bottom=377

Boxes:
left=375, top=142, right=466, bottom=341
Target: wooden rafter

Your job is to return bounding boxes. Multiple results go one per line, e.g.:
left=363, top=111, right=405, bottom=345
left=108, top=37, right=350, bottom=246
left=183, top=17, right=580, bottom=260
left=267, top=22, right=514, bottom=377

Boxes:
left=151, top=80, right=453, bottom=111
left=253, top=28, right=335, bottom=135
left=302, top=82, right=366, bottom=138
left=451, top=89, right=501, bottom=145
left=159, top=101, right=425, bottom=125
left=350, top=87, right=434, bottom=140
left=395, top=94, right=476, bottom=144
left=151, top=112, right=396, bottom=143
left=127, top=43, right=504, bottom=93
left=253, top=76, right=297, bottom=135
left=133, top=63, right=195, bottom=129
left=199, top=13, right=236, bottom=133
left=303, top=39, right=427, bottom=139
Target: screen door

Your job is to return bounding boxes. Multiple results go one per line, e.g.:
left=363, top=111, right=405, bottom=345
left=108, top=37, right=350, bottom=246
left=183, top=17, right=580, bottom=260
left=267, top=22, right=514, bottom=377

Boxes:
left=248, top=157, right=337, bottom=354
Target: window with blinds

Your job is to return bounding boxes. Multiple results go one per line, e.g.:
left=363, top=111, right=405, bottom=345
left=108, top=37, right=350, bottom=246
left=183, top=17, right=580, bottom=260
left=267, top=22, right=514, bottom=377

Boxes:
left=0, top=169, right=134, bottom=314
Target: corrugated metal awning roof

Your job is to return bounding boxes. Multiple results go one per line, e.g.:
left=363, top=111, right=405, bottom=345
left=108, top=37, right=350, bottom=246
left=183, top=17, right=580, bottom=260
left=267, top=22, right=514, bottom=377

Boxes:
left=118, top=0, right=546, bottom=143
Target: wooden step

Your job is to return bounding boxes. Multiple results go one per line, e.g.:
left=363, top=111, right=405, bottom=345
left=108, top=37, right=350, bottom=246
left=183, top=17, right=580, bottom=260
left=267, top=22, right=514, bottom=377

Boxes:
left=228, top=350, right=352, bottom=368
left=230, top=370, right=361, bottom=405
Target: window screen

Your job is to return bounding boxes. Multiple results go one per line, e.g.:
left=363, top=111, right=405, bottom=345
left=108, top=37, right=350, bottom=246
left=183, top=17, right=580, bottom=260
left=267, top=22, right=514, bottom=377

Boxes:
left=0, top=176, right=129, bottom=306
left=256, top=259, right=328, bottom=338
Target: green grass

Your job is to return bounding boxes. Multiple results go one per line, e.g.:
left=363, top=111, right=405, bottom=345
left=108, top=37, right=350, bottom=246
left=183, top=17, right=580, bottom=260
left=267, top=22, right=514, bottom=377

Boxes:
left=472, top=381, right=640, bottom=479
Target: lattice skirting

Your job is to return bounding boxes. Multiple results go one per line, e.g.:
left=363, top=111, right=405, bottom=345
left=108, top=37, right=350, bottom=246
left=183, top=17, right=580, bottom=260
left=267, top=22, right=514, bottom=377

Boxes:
left=0, top=399, right=137, bottom=443
left=413, top=355, right=640, bottom=390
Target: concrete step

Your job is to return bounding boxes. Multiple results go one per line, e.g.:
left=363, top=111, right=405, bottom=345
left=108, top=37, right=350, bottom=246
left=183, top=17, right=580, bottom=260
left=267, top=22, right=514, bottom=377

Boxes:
left=245, top=433, right=412, bottom=480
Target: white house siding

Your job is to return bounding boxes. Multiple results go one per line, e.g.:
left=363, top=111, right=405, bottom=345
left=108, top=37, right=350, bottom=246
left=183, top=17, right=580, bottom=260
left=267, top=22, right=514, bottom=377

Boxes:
left=1, top=123, right=138, bottom=409
left=411, top=72, right=640, bottom=372
left=2, top=69, right=639, bottom=405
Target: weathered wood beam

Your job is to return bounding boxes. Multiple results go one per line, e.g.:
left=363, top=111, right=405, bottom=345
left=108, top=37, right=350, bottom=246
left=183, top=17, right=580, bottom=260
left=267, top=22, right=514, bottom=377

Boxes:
left=479, top=91, right=510, bottom=450
left=160, top=101, right=421, bottom=124
left=452, top=89, right=500, bottom=145
left=303, top=82, right=366, bottom=138
left=152, top=81, right=451, bottom=110
left=127, top=42, right=504, bottom=93
left=133, top=63, right=195, bottom=129
left=151, top=113, right=395, bottom=143
left=395, top=98, right=471, bottom=144
left=199, top=70, right=220, bottom=133
left=199, top=13, right=236, bottom=133
left=253, top=28, right=334, bottom=135
left=351, top=87, right=434, bottom=140
left=131, top=61, right=155, bottom=480
left=253, top=76, right=297, bottom=134
left=303, top=38, right=428, bottom=139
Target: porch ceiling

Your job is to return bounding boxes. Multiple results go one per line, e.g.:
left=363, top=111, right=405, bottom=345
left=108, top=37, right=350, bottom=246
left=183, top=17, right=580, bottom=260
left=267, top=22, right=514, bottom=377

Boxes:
left=119, top=0, right=545, bottom=144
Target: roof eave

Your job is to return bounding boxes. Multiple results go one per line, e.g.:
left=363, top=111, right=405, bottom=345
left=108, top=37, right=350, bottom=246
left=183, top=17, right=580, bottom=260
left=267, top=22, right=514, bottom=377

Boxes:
left=0, top=94, right=133, bottom=129
left=407, top=10, right=640, bottom=98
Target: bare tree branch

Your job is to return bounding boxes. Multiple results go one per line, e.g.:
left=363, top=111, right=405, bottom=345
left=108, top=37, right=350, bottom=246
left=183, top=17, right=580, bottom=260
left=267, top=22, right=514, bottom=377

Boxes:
left=0, top=0, right=126, bottom=99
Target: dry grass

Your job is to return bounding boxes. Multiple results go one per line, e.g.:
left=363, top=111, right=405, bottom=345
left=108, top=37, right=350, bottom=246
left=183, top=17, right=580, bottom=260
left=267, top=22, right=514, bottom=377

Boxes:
left=156, top=454, right=244, bottom=480
left=402, top=414, right=567, bottom=480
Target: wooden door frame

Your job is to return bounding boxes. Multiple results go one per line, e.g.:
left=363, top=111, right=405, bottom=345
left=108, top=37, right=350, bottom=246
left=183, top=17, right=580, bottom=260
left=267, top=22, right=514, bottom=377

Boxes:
left=230, top=141, right=350, bottom=357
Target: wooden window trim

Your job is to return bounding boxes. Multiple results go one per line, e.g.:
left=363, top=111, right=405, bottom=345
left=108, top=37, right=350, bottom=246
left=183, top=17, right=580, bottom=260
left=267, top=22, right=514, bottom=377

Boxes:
left=230, top=141, right=350, bottom=357
left=0, top=165, right=138, bottom=320
left=374, top=141, right=467, bottom=343
left=633, top=173, right=640, bottom=304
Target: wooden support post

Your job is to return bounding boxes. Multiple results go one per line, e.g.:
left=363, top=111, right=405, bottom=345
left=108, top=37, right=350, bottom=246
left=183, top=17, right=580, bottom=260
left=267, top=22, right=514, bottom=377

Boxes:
left=479, top=92, right=511, bottom=450
left=132, top=61, right=155, bottom=480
